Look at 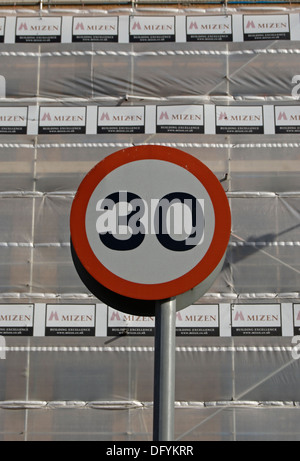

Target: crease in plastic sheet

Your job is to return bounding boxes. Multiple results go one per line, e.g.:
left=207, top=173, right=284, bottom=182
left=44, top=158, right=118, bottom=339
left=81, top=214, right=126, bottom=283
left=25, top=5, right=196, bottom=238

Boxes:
left=0, top=345, right=296, bottom=353
left=2, top=141, right=300, bottom=150
left=0, top=399, right=299, bottom=410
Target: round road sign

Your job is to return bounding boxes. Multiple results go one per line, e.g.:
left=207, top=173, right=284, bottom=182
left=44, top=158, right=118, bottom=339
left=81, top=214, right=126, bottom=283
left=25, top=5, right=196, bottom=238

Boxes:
left=70, top=145, right=231, bottom=316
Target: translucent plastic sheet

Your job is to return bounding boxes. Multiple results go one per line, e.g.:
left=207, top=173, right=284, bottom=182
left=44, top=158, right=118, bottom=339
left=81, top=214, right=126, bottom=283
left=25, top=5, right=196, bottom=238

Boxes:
left=1, top=336, right=300, bottom=440
left=0, top=6, right=300, bottom=441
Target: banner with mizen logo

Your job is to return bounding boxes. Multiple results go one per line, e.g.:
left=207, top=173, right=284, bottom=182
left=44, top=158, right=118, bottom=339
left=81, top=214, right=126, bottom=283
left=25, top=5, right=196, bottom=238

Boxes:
left=186, top=15, right=233, bottom=42
left=0, top=303, right=296, bottom=336
left=243, top=14, right=290, bottom=41
left=0, top=305, right=34, bottom=336
left=39, top=107, right=87, bottom=134
left=231, top=304, right=282, bottom=336
left=176, top=304, right=219, bottom=336
left=5, top=103, right=300, bottom=136
left=72, top=16, right=118, bottom=42
left=0, top=107, right=28, bottom=134
left=0, top=18, right=5, bottom=43
left=45, top=305, right=96, bottom=336
left=293, top=304, right=300, bottom=335
left=107, top=305, right=220, bottom=336
left=156, top=105, right=204, bottom=134
left=129, top=16, right=175, bottom=42
left=16, top=17, right=62, bottom=43
left=107, top=308, right=155, bottom=336
left=216, top=106, right=264, bottom=135
left=98, top=106, right=145, bottom=134
left=275, top=106, right=300, bottom=134
left=0, top=13, right=299, bottom=43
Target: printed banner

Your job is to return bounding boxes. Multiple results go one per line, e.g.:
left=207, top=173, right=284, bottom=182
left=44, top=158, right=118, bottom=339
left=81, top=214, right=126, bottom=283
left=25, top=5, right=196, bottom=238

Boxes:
left=156, top=105, right=204, bottom=134
left=176, top=304, right=219, bottom=336
left=2, top=103, right=300, bottom=136
left=231, top=304, right=282, bottom=336
left=39, top=106, right=87, bottom=134
left=45, top=304, right=96, bottom=336
left=275, top=106, right=300, bottom=134
left=129, top=16, right=175, bottom=42
left=293, top=304, right=300, bottom=335
left=186, top=15, right=232, bottom=42
left=0, top=107, right=28, bottom=134
left=15, top=16, right=62, bottom=43
left=243, top=14, right=290, bottom=41
left=0, top=303, right=296, bottom=337
left=107, top=308, right=155, bottom=336
left=98, top=106, right=145, bottom=134
left=0, top=304, right=34, bottom=336
left=0, top=13, right=298, bottom=44
left=72, top=16, right=118, bottom=42
left=216, top=105, right=264, bottom=135
left=0, top=17, right=5, bottom=43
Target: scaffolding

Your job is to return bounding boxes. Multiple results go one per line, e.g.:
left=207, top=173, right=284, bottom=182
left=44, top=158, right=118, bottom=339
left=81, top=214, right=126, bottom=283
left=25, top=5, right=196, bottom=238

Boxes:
left=0, top=3, right=299, bottom=440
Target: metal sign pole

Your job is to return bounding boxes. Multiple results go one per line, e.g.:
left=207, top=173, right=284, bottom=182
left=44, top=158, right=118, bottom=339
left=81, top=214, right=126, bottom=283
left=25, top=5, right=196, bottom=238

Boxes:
left=153, top=297, right=176, bottom=441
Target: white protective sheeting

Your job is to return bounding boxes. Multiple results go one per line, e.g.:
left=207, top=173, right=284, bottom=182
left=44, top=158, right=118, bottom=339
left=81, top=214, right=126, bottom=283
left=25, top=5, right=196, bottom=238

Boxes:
left=0, top=6, right=300, bottom=441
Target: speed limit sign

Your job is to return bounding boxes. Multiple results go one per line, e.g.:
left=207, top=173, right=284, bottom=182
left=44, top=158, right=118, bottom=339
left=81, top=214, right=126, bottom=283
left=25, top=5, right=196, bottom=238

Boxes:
left=70, top=145, right=231, bottom=316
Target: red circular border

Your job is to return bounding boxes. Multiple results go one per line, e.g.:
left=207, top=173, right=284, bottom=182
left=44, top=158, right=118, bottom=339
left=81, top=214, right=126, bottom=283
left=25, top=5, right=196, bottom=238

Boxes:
left=70, top=145, right=231, bottom=300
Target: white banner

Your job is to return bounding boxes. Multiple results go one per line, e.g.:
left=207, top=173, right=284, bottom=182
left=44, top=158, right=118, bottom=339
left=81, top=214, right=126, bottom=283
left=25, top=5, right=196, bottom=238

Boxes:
left=45, top=304, right=96, bottom=336
left=0, top=13, right=299, bottom=44
left=243, top=14, right=290, bottom=41
left=186, top=15, right=232, bottom=42
left=129, top=16, right=175, bottom=42
left=98, top=106, right=145, bottom=134
left=231, top=304, right=282, bottom=336
left=275, top=106, right=300, bottom=134
left=156, top=105, right=204, bottom=134
left=72, top=16, right=118, bottom=42
left=4, top=103, right=300, bottom=136
left=0, top=303, right=296, bottom=337
left=0, top=107, right=28, bottom=134
left=0, top=304, right=34, bottom=336
left=16, top=16, right=62, bottom=43
left=39, top=107, right=87, bottom=134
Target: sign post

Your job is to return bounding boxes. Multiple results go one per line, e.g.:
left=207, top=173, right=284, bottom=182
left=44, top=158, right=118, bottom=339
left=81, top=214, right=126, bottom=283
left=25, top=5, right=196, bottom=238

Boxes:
left=70, top=145, right=231, bottom=441
left=153, top=298, right=176, bottom=441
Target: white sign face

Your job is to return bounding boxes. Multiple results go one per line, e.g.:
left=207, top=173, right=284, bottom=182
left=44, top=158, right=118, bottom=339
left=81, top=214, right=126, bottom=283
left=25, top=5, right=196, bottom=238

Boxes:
left=275, top=106, right=300, bottom=133
left=0, top=304, right=34, bottom=336
left=216, top=106, right=264, bottom=134
left=129, top=16, right=175, bottom=42
left=0, top=107, right=28, bottom=134
left=45, top=304, right=95, bottom=336
left=156, top=105, right=204, bottom=133
left=98, top=106, right=145, bottom=134
left=85, top=159, right=213, bottom=285
left=231, top=304, right=282, bottom=336
left=186, top=15, right=232, bottom=42
left=72, top=16, right=118, bottom=42
left=39, top=107, right=86, bottom=134
left=16, top=17, right=62, bottom=43
left=243, top=14, right=290, bottom=41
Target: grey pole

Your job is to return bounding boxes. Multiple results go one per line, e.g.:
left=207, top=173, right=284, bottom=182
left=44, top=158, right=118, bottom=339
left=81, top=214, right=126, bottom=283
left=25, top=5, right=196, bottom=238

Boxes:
left=153, top=297, right=176, bottom=441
